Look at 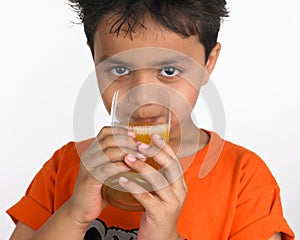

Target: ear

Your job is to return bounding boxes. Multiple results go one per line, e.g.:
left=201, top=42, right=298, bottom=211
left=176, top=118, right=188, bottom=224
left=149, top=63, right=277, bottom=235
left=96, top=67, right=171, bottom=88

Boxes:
left=205, top=42, right=221, bottom=75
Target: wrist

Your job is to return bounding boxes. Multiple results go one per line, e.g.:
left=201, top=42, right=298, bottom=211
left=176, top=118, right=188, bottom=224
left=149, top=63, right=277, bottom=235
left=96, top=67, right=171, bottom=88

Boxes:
left=64, top=199, right=92, bottom=232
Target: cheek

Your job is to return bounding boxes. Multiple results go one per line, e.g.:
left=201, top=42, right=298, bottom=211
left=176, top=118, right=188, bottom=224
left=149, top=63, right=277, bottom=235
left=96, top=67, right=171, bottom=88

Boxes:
left=169, top=86, right=199, bottom=124
left=100, top=87, right=116, bottom=114
left=98, top=81, right=125, bottom=114
left=101, top=95, right=111, bottom=114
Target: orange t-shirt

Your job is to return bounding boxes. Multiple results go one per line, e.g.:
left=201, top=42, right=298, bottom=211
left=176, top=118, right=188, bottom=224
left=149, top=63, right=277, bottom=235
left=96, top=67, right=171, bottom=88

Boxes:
left=7, top=131, right=295, bottom=239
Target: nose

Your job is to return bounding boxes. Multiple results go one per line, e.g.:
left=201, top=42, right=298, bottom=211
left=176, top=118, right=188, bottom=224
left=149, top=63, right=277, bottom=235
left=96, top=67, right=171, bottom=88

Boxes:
left=116, top=80, right=170, bottom=125
left=132, top=68, right=158, bottom=85
left=127, top=69, right=159, bottom=103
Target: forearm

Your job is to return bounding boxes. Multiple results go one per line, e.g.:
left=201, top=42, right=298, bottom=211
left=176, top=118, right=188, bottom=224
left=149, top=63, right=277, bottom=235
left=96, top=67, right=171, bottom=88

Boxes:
left=29, top=200, right=90, bottom=240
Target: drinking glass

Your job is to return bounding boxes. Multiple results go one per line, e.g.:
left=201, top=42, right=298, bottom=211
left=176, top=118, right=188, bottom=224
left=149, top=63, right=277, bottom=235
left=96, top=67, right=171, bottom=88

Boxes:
left=101, top=85, right=170, bottom=211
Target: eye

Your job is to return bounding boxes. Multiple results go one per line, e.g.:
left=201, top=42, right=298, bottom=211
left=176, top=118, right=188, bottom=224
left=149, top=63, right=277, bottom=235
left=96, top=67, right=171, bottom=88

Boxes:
left=110, top=66, right=130, bottom=76
left=160, top=67, right=180, bottom=77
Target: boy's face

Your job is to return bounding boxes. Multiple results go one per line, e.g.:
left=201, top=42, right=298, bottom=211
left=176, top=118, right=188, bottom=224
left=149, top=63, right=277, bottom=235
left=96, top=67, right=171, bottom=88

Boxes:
left=92, top=16, right=220, bottom=128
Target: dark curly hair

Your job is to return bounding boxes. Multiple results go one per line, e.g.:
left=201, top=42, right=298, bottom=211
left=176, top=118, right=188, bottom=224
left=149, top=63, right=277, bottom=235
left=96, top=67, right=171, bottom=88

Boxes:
left=69, top=0, right=229, bottom=61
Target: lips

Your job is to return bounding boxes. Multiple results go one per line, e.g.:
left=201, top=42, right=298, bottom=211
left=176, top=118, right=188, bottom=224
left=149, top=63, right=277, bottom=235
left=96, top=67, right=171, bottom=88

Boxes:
left=131, top=115, right=161, bottom=124
left=130, top=104, right=168, bottom=124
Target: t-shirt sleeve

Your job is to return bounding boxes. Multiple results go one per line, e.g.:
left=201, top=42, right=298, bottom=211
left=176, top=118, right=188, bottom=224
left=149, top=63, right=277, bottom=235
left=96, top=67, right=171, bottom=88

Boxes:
left=6, top=145, right=64, bottom=231
left=229, top=151, right=295, bottom=240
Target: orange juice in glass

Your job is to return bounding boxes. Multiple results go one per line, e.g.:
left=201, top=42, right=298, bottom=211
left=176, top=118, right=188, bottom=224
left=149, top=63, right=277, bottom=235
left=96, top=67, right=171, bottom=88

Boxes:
left=101, top=86, right=170, bottom=211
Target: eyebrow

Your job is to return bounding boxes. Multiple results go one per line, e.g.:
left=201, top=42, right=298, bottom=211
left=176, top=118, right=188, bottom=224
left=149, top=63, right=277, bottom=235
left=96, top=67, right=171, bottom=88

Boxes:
left=151, top=55, right=193, bottom=66
left=97, top=54, right=193, bottom=68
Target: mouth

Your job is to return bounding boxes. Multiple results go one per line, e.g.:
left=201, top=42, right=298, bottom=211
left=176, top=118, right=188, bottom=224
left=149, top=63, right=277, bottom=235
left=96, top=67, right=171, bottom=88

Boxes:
left=131, top=115, right=161, bottom=124
left=130, top=104, right=169, bottom=125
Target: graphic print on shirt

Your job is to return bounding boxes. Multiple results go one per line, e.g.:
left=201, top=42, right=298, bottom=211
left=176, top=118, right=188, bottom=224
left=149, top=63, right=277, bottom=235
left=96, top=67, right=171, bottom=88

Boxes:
left=84, top=219, right=138, bottom=240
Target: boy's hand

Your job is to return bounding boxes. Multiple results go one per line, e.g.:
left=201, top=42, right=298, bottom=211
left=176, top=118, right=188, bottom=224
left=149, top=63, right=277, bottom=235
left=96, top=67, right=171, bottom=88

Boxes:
left=119, top=133, right=187, bottom=240
left=66, top=126, right=140, bottom=226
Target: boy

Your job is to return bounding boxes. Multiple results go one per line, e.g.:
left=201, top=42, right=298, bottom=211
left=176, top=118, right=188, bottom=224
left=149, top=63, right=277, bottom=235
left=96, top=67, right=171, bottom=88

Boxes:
left=7, top=0, right=295, bottom=239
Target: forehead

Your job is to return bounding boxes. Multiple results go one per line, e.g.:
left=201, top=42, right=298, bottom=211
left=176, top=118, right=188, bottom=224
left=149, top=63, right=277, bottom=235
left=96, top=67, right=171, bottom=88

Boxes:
left=93, top=15, right=206, bottom=66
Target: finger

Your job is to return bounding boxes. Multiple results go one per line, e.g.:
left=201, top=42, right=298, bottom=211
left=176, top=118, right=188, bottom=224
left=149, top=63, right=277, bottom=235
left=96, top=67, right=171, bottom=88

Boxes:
left=99, top=134, right=138, bottom=152
left=118, top=176, right=182, bottom=214
left=124, top=155, right=170, bottom=191
left=123, top=155, right=186, bottom=209
left=90, top=161, right=131, bottom=184
left=151, top=133, right=178, bottom=159
left=137, top=142, right=186, bottom=195
left=137, top=143, right=182, bottom=184
left=81, top=126, right=141, bottom=168
left=85, top=126, right=136, bottom=156
left=103, top=147, right=147, bottom=162
left=124, top=156, right=177, bottom=203
left=137, top=134, right=178, bottom=166
left=97, top=126, right=133, bottom=140
left=118, top=176, right=160, bottom=209
left=82, top=146, right=146, bottom=169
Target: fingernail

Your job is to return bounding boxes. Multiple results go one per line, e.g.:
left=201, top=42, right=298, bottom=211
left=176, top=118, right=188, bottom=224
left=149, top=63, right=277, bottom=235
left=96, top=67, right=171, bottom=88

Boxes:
left=139, top=143, right=150, bottom=149
left=119, top=176, right=128, bottom=183
left=126, top=154, right=136, bottom=162
left=127, top=131, right=136, bottom=138
left=137, top=152, right=147, bottom=160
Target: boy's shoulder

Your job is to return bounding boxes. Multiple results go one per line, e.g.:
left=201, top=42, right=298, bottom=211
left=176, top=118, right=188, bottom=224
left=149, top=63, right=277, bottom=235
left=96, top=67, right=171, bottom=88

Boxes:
left=215, top=133, right=277, bottom=186
left=205, top=130, right=265, bottom=163
left=196, top=131, right=275, bottom=181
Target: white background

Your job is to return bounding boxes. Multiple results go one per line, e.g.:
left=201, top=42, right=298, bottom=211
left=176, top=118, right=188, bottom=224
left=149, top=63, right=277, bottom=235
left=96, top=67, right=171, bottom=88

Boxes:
left=0, top=0, right=299, bottom=238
